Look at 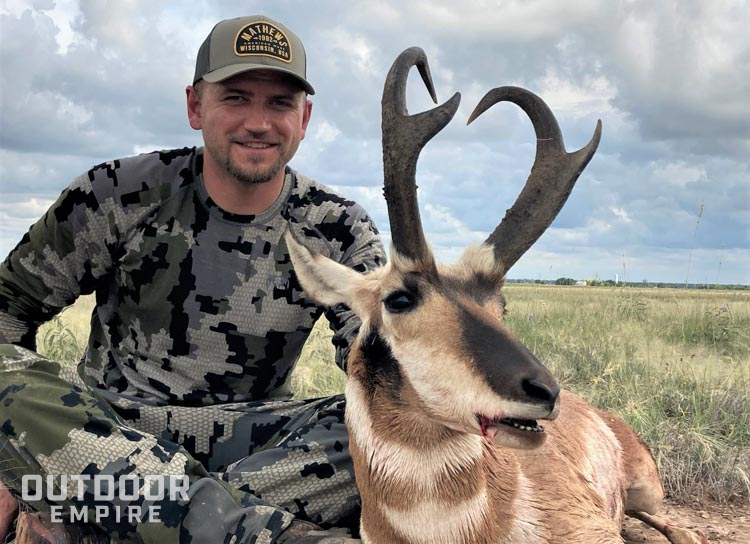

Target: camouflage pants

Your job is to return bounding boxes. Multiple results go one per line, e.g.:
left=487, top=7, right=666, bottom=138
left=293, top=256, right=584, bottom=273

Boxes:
left=0, top=345, right=359, bottom=543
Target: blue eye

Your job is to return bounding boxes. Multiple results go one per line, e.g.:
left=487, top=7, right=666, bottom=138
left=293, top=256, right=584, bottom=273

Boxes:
left=384, top=291, right=416, bottom=313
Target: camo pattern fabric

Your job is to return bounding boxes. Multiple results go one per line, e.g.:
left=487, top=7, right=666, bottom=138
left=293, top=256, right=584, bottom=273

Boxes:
left=0, top=345, right=360, bottom=542
left=0, top=146, right=385, bottom=405
left=0, top=147, right=384, bottom=541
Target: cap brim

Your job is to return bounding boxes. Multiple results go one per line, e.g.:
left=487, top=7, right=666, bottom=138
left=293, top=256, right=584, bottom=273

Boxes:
left=201, top=64, right=315, bottom=95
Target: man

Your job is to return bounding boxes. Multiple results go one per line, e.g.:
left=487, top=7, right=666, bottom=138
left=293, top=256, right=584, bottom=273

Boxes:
left=0, top=15, right=384, bottom=543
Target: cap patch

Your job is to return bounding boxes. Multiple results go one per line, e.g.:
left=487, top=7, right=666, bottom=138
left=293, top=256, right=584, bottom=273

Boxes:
left=235, top=21, right=292, bottom=64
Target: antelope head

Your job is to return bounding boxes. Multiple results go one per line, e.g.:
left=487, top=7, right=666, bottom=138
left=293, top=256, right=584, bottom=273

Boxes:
left=286, top=47, right=601, bottom=450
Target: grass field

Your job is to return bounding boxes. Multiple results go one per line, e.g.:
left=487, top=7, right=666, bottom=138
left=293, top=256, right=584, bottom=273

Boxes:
left=38, top=285, right=750, bottom=504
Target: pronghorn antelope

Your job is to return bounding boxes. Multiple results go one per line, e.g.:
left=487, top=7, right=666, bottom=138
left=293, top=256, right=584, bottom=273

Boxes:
left=286, top=48, right=708, bottom=544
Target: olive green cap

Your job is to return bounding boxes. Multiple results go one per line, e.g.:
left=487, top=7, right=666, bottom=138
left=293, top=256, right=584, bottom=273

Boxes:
left=193, top=15, right=315, bottom=94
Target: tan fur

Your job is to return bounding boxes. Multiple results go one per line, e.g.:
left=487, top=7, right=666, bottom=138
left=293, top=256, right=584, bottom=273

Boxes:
left=600, top=412, right=664, bottom=514
left=287, top=236, right=706, bottom=544
left=444, top=244, right=505, bottom=284
left=350, top=359, right=629, bottom=543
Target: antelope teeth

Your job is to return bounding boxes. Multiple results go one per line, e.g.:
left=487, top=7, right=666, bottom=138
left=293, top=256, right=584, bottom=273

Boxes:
left=478, top=414, right=545, bottom=435
left=500, top=417, right=545, bottom=433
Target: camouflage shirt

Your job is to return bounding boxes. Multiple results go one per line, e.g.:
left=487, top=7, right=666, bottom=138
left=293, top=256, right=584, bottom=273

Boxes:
left=0, top=147, right=385, bottom=406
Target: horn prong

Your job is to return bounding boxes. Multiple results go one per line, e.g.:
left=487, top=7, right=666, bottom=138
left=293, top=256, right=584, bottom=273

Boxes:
left=470, top=86, right=601, bottom=273
left=381, top=47, right=460, bottom=264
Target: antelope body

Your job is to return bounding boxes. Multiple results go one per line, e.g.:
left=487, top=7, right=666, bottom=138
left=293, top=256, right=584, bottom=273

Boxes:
left=287, top=48, right=707, bottom=544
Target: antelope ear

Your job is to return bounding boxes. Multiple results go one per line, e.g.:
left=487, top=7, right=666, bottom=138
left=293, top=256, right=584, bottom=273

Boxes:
left=285, top=230, right=365, bottom=308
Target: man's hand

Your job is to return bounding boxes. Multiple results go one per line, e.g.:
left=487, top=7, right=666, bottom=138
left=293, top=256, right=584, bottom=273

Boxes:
left=276, top=519, right=360, bottom=543
left=0, top=483, right=19, bottom=539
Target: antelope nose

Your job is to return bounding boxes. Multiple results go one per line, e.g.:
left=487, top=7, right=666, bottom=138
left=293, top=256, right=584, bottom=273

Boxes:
left=522, top=378, right=560, bottom=406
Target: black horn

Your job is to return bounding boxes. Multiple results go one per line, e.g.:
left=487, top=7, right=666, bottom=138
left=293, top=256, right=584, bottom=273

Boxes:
left=468, top=87, right=602, bottom=274
left=382, top=47, right=461, bottom=265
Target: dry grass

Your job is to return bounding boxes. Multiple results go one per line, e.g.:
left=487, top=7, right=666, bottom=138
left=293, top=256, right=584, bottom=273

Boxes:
left=38, top=286, right=750, bottom=503
left=503, top=285, right=750, bottom=503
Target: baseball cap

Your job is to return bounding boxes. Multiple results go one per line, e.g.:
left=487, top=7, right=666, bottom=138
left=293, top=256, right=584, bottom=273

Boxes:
left=193, top=15, right=315, bottom=95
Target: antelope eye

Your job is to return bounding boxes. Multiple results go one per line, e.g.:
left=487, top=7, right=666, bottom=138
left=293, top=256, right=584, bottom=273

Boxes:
left=383, top=291, right=416, bottom=313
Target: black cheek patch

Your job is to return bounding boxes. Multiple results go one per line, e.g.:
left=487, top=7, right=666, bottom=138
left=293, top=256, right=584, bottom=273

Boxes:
left=357, top=330, right=402, bottom=397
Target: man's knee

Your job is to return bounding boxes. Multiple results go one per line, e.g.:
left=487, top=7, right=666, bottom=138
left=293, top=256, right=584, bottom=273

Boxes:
left=0, top=343, right=67, bottom=378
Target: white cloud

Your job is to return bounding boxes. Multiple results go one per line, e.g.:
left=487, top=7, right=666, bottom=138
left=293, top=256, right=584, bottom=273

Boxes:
left=538, top=70, right=616, bottom=119
left=330, top=185, right=386, bottom=219
left=132, top=144, right=176, bottom=155
left=610, top=207, right=632, bottom=223
left=0, top=195, right=57, bottom=257
left=314, top=121, right=341, bottom=144
left=604, top=0, right=750, bottom=142
left=0, top=196, right=56, bottom=218
left=650, top=161, right=707, bottom=188
left=317, top=28, right=380, bottom=77
left=413, top=0, right=603, bottom=42
left=423, top=203, right=487, bottom=244
left=42, top=0, right=85, bottom=53
left=0, top=0, right=748, bottom=284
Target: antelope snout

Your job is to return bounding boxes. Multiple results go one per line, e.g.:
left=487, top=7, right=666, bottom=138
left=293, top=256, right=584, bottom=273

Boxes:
left=522, top=378, right=559, bottom=405
left=522, top=377, right=560, bottom=418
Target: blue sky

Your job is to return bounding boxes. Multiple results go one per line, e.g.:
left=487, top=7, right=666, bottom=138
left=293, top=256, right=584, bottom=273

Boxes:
left=1, top=0, right=748, bottom=284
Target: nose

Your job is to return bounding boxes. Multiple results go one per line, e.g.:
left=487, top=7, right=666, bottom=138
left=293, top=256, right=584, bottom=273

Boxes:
left=522, top=378, right=560, bottom=407
left=243, top=104, right=271, bottom=133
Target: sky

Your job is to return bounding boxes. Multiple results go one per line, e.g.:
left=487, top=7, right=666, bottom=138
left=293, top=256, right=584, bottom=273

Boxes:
left=1, top=0, right=748, bottom=285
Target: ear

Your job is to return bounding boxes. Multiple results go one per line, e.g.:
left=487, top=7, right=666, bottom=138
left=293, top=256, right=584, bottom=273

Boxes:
left=186, top=85, right=202, bottom=130
left=299, top=98, right=313, bottom=140
left=285, top=230, right=365, bottom=309
left=455, top=243, right=505, bottom=283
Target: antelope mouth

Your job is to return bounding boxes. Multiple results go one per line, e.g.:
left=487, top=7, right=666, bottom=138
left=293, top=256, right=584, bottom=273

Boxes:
left=478, top=415, right=545, bottom=440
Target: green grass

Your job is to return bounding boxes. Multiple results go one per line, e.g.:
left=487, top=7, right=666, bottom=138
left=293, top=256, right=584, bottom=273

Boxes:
left=37, top=295, right=94, bottom=365
left=502, top=285, right=750, bottom=502
left=37, top=286, right=750, bottom=503
left=291, top=318, right=346, bottom=400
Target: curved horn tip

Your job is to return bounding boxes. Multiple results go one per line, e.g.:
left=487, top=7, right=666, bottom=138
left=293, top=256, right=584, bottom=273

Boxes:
left=416, top=66, right=438, bottom=104
left=402, top=45, right=427, bottom=57
left=573, top=119, right=603, bottom=157
left=392, top=46, right=428, bottom=74
left=592, top=119, right=603, bottom=146
left=385, top=47, right=440, bottom=106
left=390, top=47, right=439, bottom=104
left=466, top=86, right=542, bottom=126
left=466, top=95, right=490, bottom=126
left=444, top=91, right=462, bottom=114
left=466, top=87, right=510, bottom=125
left=411, top=49, right=438, bottom=104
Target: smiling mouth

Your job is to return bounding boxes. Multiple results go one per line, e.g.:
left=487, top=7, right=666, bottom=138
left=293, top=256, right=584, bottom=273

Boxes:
left=239, top=142, right=275, bottom=149
left=477, top=415, right=544, bottom=438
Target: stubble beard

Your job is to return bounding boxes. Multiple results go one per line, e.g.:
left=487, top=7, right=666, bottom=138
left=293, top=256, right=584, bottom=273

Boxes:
left=223, top=153, right=286, bottom=186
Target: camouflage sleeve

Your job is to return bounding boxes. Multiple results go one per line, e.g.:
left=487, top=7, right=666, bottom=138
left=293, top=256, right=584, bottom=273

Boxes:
left=0, top=167, right=125, bottom=350
left=324, top=210, right=386, bottom=372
